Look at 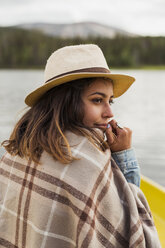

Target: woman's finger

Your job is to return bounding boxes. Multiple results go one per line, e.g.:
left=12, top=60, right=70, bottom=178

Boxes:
left=110, top=119, right=124, bottom=136
left=106, top=125, right=116, bottom=145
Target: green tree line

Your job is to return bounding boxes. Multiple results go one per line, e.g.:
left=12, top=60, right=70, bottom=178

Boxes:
left=0, top=27, right=165, bottom=68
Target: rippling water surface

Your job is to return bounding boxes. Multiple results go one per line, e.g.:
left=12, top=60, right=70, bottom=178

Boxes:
left=0, top=69, right=165, bottom=186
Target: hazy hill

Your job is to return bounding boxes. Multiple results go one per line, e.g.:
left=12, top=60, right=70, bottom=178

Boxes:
left=0, top=24, right=164, bottom=69
left=17, top=22, right=137, bottom=38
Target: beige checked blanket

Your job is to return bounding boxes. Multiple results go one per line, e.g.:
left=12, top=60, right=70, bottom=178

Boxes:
left=0, top=131, right=161, bottom=248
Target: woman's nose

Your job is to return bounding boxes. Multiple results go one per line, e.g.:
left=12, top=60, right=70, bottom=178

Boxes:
left=102, top=104, right=114, bottom=118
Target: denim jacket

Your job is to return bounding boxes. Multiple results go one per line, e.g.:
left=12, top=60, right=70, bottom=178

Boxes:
left=112, top=148, right=140, bottom=187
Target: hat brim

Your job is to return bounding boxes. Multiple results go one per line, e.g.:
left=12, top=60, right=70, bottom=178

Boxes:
left=25, top=72, right=135, bottom=106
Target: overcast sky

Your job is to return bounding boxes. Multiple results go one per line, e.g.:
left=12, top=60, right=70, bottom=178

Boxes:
left=0, top=0, right=165, bottom=36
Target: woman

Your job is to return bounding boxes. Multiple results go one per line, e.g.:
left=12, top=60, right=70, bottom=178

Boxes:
left=0, top=44, right=161, bottom=247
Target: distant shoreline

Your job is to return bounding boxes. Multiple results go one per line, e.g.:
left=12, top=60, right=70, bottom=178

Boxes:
left=112, top=65, right=165, bottom=70
left=0, top=65, right=165, bottom=70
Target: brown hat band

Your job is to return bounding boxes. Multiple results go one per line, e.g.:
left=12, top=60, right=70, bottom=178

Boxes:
left=45, top=67, right=110, bottom=84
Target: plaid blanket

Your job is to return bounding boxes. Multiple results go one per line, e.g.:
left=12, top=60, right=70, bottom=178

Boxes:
left=0, top=131, right=161, bottom=248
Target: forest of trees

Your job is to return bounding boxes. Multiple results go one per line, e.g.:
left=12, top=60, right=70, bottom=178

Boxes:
left=0, top=27, right=165, bottom=68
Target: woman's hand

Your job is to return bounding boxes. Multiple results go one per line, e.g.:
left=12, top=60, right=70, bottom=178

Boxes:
left=105, top=119, right=132, bottom=152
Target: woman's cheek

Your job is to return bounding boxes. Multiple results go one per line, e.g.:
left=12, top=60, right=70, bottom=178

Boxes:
left=83, top=109, right=96, bottom=126
left=88, top=108, right=100, bottom=122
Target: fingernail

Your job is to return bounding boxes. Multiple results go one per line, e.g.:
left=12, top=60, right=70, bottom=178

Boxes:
left=107, top=123, right=111, bottom=129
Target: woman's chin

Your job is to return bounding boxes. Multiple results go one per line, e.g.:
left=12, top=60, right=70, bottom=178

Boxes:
left=93, top=125, right=106, bottom=131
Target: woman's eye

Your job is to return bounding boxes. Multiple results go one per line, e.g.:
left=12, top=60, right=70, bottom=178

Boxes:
left=109, top=99, right=114, bottom=105
left=92, top=98, right=102, bottom=103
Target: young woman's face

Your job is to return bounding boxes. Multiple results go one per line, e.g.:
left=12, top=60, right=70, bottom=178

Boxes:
left=81, top=78, right=114, bottom=130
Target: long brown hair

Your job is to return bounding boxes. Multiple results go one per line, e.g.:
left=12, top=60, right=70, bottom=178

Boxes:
left=2, top=78, right=109, bottom=164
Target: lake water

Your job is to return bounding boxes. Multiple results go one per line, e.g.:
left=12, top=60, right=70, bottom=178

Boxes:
left=0, top=69, right=165, bottom=187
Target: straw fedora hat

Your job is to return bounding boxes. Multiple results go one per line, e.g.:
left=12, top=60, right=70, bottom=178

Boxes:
left=25, top=44, right=135, bottom=106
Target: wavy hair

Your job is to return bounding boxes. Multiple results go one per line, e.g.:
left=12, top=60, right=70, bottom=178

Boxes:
left=2, top=78, right=109, bottom=164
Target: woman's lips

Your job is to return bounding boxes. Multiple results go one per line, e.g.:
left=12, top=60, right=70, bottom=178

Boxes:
left=94, top=124, right=108, bottom=128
